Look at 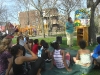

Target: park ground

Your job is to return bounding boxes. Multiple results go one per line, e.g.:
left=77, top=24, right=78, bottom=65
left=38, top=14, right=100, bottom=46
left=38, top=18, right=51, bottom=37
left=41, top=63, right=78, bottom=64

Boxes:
left=12, top=36, right=100, bottom=75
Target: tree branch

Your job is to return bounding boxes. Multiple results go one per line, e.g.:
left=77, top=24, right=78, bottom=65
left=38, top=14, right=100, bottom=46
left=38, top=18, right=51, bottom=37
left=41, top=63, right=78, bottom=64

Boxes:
left=94, top=0, right=100, bottom=8
left=29, top=0, right=40, bottom=11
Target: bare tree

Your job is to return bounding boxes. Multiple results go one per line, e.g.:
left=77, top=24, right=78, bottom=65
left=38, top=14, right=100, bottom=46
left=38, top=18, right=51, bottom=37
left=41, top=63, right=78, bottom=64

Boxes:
left=8, top=0, right=30, bottom=26
left=87, top=0, right=100, bottom=44
left=0, top=1, right=8, bottom=22
left=29, top=0, right=58, bottom=38
left=57, top=0, right=81, bottom=18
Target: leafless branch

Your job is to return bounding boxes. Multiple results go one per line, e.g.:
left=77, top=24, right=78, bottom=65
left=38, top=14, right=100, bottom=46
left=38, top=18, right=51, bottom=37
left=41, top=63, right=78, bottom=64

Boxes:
left=94, top=0, right=100, bottom=8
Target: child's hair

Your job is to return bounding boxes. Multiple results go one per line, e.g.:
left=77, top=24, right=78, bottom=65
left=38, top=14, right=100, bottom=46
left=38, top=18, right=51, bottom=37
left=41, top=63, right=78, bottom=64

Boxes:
left=16, top=36, right=24, bottom=45
left=79, top=40, right=86, bottom=49
left=38, top=46, right=42, bottom=50
left=34, top=39, right=38, bottom=44
left=52, top=42, right=59, bottom=49
left=40, top=40, right=46, bottom=46
left=50, top=41, right=56, bottom=48
left=11, top=45, right=24, bottom=56
left=43, top=42, right=49, bottom=50
left=26, top=37, right=29, bottom=42
left=97, top=36, right=100, bottom=44
left=28, top=39, right=33, bottom=43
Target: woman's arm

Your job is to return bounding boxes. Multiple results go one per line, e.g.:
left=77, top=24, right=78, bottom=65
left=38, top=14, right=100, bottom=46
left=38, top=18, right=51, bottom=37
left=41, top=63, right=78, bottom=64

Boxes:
left=22, top=44, right=38, bottom=62
left=5, top=57, right=13, bottom=75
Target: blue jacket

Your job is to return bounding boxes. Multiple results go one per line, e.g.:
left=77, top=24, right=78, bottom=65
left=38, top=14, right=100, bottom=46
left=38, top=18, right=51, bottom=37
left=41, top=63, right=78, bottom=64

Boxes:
left=92, top=44, right=100, bottom=59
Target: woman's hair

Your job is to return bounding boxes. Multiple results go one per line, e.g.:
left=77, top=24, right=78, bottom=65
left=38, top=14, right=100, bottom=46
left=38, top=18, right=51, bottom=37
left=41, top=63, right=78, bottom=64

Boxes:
left=0, top=38, right=12, bottom=53
left=16, top=36, right=20, bottom=45
left=68, top=17, right=71, bottom=22
left=40, top=40, right=46, bottom=46
left=0, top=45, right=8, bottom=53
left=1, top=38, right=12, bottom=45
left=79, top=40, right=86, bottom=49
left=97, top=36, right=100, bottom=44
left=11, top=45, right=24, bottom=56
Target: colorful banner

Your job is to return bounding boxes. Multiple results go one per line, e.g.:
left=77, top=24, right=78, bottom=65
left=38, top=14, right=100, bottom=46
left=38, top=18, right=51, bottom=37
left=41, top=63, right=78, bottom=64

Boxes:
left=74, top=8, right=91, bottom=26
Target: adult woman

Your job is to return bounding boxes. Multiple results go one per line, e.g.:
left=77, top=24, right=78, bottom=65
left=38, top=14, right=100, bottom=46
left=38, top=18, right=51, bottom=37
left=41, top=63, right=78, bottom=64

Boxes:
left=6, top=44, right=44, bottom=75
left=50, top=42, right=71, bottom=71
left=66, top=17, right=75, bottom=47
left=0, top=38, right=12, bottom=75
left=73, top=40, right=92, bottom=67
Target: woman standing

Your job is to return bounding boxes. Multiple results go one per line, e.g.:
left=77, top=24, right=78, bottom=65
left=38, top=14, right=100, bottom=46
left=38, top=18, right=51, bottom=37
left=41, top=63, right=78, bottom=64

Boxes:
left=66, top=17, right=75, bottom=47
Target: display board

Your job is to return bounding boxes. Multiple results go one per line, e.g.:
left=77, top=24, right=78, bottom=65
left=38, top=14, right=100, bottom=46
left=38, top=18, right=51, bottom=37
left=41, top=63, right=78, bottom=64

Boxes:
left=74, top=8, right=91, bottom=26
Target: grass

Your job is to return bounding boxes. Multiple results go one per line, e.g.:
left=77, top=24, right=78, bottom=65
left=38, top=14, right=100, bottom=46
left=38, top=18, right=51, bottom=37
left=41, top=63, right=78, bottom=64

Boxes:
left=12, top=37, right=97, bottom=51
left=12, top=37, right=99, bottom=75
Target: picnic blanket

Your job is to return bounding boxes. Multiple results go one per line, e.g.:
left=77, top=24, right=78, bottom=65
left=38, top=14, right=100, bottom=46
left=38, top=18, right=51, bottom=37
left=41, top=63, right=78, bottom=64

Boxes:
left=42, top=48, right=94, bottom=75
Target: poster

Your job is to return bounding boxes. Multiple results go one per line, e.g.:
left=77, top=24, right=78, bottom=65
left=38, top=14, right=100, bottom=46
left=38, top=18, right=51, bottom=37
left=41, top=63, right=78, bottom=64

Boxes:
left=74, top=8, right=91, bottom=26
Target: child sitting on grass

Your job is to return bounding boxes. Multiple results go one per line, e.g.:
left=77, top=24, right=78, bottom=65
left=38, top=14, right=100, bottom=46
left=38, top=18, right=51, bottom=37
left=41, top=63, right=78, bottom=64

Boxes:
left=73, top=40, right=92, bottom=67
left=50, top=42, right=72, bottom=71
left=92, top=36, right=100, bottom=66
left=38, top=42, right=51, bottom=62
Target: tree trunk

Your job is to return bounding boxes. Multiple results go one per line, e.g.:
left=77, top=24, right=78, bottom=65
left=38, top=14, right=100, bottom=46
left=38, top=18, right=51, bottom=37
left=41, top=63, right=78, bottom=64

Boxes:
left=89, top=7, right=96, bottom=44
left=40, top=12, right=45, bottom=38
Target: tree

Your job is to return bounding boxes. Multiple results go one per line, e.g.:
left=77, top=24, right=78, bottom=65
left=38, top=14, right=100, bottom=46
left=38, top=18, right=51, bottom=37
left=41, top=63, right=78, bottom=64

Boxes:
left=87, top=0, right=100, bottom=44
left=10, top=0, right=30, bottom=25
left=57, top=0, right=81, bottom=19
left=0, top=1, right=8, bottom=22
left=29, top=0, right=58, bottom=38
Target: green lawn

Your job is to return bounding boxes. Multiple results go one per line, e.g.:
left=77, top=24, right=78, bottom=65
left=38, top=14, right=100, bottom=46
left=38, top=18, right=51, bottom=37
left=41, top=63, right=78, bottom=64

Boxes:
left=12, top=37, right=97, bottom=51
left=12, top=37, right=100, bottom=75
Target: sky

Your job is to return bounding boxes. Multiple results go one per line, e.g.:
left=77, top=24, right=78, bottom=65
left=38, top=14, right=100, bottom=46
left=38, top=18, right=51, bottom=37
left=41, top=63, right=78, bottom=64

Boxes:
left=0, top=0, right=90, bottom=23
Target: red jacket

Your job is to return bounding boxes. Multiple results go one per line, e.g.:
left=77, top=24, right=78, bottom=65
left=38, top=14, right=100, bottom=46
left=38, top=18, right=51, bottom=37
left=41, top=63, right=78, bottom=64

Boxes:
left=32, top=44, right=38, bottom=54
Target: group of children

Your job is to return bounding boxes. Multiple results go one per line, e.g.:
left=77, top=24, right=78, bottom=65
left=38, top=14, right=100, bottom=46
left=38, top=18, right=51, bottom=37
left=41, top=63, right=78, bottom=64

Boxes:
left=0, top=34, right=100, bottom=75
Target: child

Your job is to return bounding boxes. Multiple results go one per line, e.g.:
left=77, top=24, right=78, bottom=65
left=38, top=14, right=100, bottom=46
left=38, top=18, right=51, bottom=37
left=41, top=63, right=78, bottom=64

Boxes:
left=25, top=39, right=33, bottom=57
left=32, top=39, right=39, bottom=55
left=92, top=36, right=100, bottom=66
left=38, top=42, right=51, bottom=62
left=50, top=42, right=71, bottom=71
left=73, top=40, right=92, bottom=67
